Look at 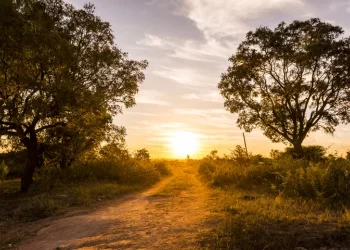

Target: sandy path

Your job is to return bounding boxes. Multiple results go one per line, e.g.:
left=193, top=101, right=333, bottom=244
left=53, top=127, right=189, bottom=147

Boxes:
left=19, top=165, right=214, bottom=250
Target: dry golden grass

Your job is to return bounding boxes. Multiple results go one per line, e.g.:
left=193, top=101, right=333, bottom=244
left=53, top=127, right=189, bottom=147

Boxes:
left=203, top=187, right=350, bottom=249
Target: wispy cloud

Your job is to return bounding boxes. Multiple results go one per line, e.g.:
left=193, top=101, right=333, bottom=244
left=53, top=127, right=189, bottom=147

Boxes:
left=181, top=91, right=224, bottom=103
left=136, top=89, right=171, bottom=106
left=137, top=33, right=232, bottom=62
left=138, top=0, right=305, bottom=64
left=137, top=34, right=172, bottom=48
left=153, top=66, right=216, bottom=87
left=184, top=0, right=304, bottom=39
left=172, top=108, right=227, bottom=117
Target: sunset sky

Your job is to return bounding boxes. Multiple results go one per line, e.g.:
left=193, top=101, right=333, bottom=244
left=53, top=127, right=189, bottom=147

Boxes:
left=68, top=0, right=350, bottom=158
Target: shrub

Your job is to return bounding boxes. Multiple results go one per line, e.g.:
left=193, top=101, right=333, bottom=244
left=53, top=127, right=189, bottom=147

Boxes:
left=198, top=150, right=350, bottom=208
left=198, top=160, right=216, bottom=179
left=0, top=150, right=26, bottom=177
left=283, top=145, right=326, bottom=162
left=0, top=161, right=9, bottom=181
left=282, top=159, right=350, bottom=207
left=230, top=145, right=249, bottom=167
left=153, top=161, right=171, bottom=176
left=134, top=148, right=150, bottom=161
left=321, top=159, right=350, bottom=207
left=282, top=165, right=323, bottom=198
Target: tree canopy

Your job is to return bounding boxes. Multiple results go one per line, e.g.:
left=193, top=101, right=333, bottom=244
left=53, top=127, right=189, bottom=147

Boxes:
left=219, top=18, right=350, bottom=157
left=0, top=0, right=147, bottom=191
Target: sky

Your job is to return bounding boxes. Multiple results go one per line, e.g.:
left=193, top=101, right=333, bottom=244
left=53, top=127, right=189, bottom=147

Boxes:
left=68, top=0, right=350, bottom=158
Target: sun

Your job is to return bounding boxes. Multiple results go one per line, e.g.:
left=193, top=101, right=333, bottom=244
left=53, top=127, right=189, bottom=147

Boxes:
left=168, top=131, right=199, bottom=158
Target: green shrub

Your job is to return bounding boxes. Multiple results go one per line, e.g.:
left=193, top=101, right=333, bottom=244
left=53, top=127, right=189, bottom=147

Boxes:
left=38, top=156, right=162, bottom=189
left=283, top=145, right=326, bottom=162
left=0, top=161, right=9, bottom=181
left=0, top=150, right=26, bottom=177
left=282, top=159, right=350, bottom=207
left=321, top=159, right=350, bottom=207
left=153, top=161, right=171, bottom=176
left=198, top=160, right=216, bottom=179
left=283, top=165, right=323, bottom=198
left=198, top=152, right=350, bottom=208
left=13, top=194, right=64, bottom=221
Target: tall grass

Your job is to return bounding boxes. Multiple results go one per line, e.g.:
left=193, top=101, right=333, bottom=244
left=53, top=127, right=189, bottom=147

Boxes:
left=1, top=158, right=171, bottom=223
left=199, top=155, right=350, bottom=208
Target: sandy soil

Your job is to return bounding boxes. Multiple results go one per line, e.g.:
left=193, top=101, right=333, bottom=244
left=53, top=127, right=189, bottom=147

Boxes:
left=18, top=165, right=215, bottom=250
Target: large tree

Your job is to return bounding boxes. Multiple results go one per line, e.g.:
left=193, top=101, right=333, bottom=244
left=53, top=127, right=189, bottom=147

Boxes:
left=219, top=18, right=350, bottom=157
left=0, top=0, right=147, bottom=191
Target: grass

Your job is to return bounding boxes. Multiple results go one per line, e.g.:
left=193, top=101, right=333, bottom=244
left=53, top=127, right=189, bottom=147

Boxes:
left=0, top=159, right=171, bottom=249
left=0, top=179, right=145, bottom=248
left=204, top=188, right=350, bottom=249
left=198, top=156, right=350, bottom=249
left=155, top=162, right=195, bottom=196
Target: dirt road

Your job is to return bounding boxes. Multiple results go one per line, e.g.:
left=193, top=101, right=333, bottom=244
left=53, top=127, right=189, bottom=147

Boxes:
left=19, top=163, right=215, bottom=250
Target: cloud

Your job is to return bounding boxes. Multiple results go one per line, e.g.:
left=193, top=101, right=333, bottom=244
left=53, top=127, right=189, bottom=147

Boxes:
left=136, top=89, right=171, bottom=106
left=138, top=0, right=305, bottom=64
left=181, top=91, right=224, bottom=103
left=137, top=34, right=172, bottom=47
left=153, top=66, right=217, bottom=87
left=172, top=108, right=227, bottom=117
left=184, top=0, right=304, bottom=39
left=137, top=34, right=232, bottom=62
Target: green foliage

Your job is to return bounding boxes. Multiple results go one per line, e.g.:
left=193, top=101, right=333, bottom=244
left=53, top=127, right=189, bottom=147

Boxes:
left=199, top=150, right=350, bottom=208
left=0, top=161, right=9, bottom=181
left=198, top=160, right=216, bottom=178
left=153, top=161, right=171, bottom=176
left=219, top=18, right=350, bottom=156
left=230, top=145, right=249, bottom=167
left=0, top=0, right=147, bottom=190
left=134, top=148, right=151, bottom=161
left=284, top=145, right=326, bottom=162
left=0, top=150, right=26, bottom=177
left=206, top=189, right=350, bottom=250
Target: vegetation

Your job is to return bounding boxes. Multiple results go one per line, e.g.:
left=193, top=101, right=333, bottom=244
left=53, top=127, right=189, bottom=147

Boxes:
left=0, top=0, right=147, bottom=191
left=1, top=1, right=350, bottom=248
left=219, top=18, right=350, bottom=158
left=199, top=147, right=350, bottom=249
left=0, top=145, right=170, bottom=246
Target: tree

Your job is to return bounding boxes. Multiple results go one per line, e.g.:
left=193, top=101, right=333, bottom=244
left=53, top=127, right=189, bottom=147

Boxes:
left=346, top=151, right=350, bottom=161
left=43, top=114, right=126, bottom=169
left=134, top=148, right=150, bottom=161
left=0, top=0, right=147, bottom=191
left=219, top=18, right=350, bottom=158
left=230, top=145, right=248, bottom=167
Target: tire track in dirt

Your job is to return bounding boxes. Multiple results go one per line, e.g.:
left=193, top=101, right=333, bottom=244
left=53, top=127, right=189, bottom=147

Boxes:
left=19, top=163, right=215, bottom=250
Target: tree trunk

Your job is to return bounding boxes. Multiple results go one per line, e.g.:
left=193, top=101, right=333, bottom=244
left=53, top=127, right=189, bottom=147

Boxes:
left=293, top=142, right=304, bottom=159
left=21, top=141, right=40, bottom=192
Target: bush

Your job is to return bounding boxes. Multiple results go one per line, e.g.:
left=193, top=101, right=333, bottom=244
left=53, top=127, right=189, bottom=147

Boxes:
left=134, top=148, right=150, bottom=161
left=283, top=165, right=323, bottom=198
left=198, top=160, right=216, bottom=179
left=153, top=161, right=171, bottom=176
left=283, top=159, right=350, bottom=207
left=321, top=159, right=350, bottom=207
left=283, top=145, right=326, bottom=162
left=0, top=150, right=26, bottom=177
left=198, top=151, right=350, bottom=208
left=0, top=161, right=9, bottom=181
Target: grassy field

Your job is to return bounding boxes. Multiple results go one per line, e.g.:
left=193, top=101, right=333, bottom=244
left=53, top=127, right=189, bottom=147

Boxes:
left=199, top=155, right=350, bottom=250
left=0, top=159, right=171, bottom=248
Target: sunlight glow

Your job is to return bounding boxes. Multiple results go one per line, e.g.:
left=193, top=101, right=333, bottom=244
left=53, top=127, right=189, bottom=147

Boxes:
left=168, top=131, right=199, bottom=158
